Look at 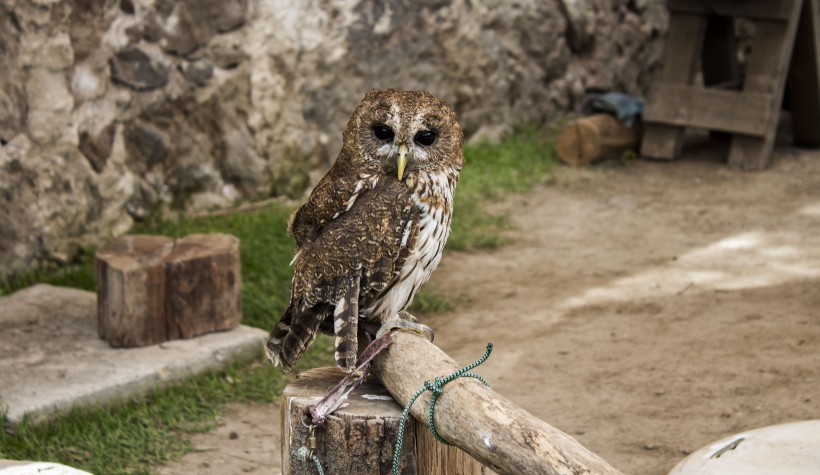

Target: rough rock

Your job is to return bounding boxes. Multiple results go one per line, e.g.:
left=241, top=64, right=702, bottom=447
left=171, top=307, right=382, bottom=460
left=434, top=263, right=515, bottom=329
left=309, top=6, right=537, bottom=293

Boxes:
left=110, top=46, right=170, bottom=91
left=0, top=0, right=668, bottom=277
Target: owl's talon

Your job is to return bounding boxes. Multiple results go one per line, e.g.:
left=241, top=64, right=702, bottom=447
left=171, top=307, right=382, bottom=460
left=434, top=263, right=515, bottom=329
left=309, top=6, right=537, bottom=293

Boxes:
left=376, top=318, right=435, bottom=342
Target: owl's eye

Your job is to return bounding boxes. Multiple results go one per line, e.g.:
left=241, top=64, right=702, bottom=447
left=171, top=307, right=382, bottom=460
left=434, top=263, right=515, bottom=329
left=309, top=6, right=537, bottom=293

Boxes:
left=373, top=125, right=394, bottom=141
left=414, top=130, right=437, bottom=146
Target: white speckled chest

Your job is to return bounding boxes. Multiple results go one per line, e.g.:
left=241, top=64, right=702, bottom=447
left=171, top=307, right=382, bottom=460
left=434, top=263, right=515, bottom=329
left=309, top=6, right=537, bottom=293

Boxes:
left=364, top=172, right=455, bottom=320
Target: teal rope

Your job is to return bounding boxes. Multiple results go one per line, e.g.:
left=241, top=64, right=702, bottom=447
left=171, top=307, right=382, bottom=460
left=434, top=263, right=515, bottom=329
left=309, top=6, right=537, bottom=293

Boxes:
left=296, top=446, right=325, bottom=475
left=392, top=343, right=493, bottom=475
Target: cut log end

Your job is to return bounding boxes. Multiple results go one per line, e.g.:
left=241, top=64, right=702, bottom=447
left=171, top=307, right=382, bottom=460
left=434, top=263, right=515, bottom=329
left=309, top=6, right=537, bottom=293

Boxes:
left=556, top=114, right=641, bottom=166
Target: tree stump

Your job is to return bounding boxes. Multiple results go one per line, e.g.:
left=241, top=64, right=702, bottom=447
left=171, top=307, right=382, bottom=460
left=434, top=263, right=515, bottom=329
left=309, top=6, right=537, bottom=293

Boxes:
left=555, top=113, right=641, bottom=166
left=96, top=233, right=242, bottom=347
left=164, top=234, right=242, bottom=340
left=96, top=235, right=174, bottom=347
left=281, top=367, right=484, bottom=475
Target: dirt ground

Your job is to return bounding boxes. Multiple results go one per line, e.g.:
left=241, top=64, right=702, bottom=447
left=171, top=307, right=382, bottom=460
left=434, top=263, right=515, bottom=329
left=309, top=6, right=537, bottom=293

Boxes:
left=158, top=141, right=820, bottom=475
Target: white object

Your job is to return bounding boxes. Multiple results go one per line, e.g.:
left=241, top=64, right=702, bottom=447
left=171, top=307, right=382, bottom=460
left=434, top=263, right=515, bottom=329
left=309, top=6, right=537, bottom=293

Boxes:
left=669, top=420, right=820, bottom=474
left=0, top=462, right=92, bottom=475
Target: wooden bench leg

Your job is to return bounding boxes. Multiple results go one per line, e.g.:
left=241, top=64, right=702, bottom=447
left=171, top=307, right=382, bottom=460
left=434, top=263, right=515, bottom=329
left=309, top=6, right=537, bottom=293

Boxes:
left=641, top=14, right=707, bottom=160
left=789, top=0, right=820, bottom=146
left=729, top=0, right=803, bottom=169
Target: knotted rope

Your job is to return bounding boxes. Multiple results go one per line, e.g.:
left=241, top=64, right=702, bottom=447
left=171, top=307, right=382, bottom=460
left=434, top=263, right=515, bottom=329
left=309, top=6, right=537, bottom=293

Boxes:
left=391, top=343, right=493, bottom=474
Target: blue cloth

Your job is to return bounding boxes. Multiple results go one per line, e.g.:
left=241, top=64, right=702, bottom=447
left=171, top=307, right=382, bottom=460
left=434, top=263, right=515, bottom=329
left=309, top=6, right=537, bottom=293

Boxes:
left=580, top=92, right=643, bottom=127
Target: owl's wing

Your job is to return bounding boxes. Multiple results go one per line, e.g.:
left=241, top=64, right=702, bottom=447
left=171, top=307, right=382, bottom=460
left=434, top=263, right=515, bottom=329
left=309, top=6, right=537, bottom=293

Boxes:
left=267, top=179, right=418, bottom=372
left=288, top=159, right=380, bottom=249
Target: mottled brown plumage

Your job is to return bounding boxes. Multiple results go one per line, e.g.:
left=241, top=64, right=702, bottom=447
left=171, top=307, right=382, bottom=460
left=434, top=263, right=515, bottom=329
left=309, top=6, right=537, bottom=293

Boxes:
left=266, top=89, right=464, bottom=372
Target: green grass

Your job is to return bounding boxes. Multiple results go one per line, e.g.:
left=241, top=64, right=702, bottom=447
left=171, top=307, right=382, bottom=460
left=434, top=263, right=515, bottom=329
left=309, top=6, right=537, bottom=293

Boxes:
left=448, top=126, right=557, bottom=251
left=0, top=127, right=557, bottom=474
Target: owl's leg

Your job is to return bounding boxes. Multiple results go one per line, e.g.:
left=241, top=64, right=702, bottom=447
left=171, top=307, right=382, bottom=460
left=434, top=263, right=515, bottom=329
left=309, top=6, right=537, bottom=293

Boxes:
left=333, top=280, right=360, bottom=372
left=376, top=311, right=434, bottom=342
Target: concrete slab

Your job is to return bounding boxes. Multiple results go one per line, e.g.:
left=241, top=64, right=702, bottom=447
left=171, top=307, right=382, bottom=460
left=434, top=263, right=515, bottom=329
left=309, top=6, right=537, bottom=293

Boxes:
left=0, top=284, right=267, bottom=425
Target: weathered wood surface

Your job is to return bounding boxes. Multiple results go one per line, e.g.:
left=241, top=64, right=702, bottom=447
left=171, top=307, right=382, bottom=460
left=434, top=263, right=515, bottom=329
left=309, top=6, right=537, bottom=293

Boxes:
left=96, top=235, right=174, bottom=347
left=668, top=0, right=796, bottom=21
left=788, top=0, right=820, bottom=146
left=728, top=0, right=802, bottom=170
left=555, top=114, right=641, bottom=166
left=281, top=367, right=483, bottom=475
left=96, top=233, right=242, bottom=347
left=372, top=331, right=625, bottom=475
left=643, top=84, right=772, bottom=136
left=165, top=233, right=242, bottom=339
left=641, top=13, right=706, bottom=160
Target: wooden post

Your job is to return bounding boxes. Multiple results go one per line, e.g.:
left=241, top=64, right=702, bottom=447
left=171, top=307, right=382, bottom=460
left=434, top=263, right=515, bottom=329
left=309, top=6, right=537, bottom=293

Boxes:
left=96, top=233, right=242, bottom=347
left=640, top=13, right=707, bottom=160
left=281, top=367, right=483, bottom=475
left=728, top=0, right=803, bottom=170
left=788, top=0, right=820, bottom=146
left=372, top=332, right=625, bottom=475
left=555, top=114, right=641, bottom=166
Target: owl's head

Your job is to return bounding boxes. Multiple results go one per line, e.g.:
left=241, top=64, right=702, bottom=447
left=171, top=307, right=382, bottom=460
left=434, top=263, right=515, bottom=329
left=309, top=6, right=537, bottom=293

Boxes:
left=343, top=89, right=464, bottom=181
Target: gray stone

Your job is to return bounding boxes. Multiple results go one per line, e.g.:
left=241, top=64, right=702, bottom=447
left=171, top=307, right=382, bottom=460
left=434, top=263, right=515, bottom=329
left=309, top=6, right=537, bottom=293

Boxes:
left=0, top=81, right=27, bottom=144
left=110, top=46, right=170, bottom=91
left=0, top=284, right=267, bottom=425
left=160, top=0, right=247, bottom=56
left=179, top=60, right=214, bottom=87
left=79, top=122, right=117, bottom=173
left=207, top=36, right=248, bottom=69
left=123, top=120, right=170, bottom=171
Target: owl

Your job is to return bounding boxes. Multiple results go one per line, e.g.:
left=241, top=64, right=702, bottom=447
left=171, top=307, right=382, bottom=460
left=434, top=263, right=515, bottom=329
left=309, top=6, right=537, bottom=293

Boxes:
left=266, top=89, right=464, bottom=372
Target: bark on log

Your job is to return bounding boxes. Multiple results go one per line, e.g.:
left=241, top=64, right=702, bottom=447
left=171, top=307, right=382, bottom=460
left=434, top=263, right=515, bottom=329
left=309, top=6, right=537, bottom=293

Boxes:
left=372, top=331, right=626, bottom=475
left=555, top=113, right=641, bottom=166
left=96, top=235, right=174, bottom=347
left=281, top=367, right=484, bottom=475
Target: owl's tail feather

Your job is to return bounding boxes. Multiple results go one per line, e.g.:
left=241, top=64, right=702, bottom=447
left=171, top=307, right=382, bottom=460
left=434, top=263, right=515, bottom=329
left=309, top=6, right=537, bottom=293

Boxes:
left=265, top=304, right=323, bottom=372
left=333, top=281, right=360, bottom=372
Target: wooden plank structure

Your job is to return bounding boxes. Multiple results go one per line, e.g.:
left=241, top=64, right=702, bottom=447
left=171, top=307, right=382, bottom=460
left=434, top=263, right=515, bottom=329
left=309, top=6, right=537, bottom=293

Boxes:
left=641, top=0, right=820, bottom=170
left=282, top=331, right=625, bottom=475
left=96, top=233, right=242, bottom=347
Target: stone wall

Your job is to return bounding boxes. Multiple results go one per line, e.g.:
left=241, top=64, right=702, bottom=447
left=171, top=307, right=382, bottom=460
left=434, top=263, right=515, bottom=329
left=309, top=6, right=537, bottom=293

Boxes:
left=0, top=0, right=667, bottom=277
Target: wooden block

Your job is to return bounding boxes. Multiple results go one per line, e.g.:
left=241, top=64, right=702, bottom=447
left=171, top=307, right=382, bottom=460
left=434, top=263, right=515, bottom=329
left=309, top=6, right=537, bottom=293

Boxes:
left=97, top=233, right=242, bottom=347
left=164, top=234, right=242, bottom=340
left=789, top=0, right=820, bottom=145
left=282, top=367, right=483, bottom=475
left=96, top=235, right=174, bottom=347
left=555, top=114, right=641, bottom=166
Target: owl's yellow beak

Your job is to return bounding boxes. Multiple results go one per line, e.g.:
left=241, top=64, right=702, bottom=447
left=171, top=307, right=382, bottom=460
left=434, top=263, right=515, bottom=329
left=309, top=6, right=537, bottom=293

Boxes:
left=397, top=143, right=408, bottom=181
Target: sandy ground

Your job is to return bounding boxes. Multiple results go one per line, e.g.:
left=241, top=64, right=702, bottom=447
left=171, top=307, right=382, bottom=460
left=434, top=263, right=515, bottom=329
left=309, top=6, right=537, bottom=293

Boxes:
left=158, top=142, right=820, bottom=475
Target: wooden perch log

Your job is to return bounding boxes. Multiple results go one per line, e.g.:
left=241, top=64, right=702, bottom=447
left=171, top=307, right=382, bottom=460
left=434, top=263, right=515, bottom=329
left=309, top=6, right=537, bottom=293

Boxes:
left=555, top=113, right=641, bottom=166
left=372, top=331, right=625, bottom=475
